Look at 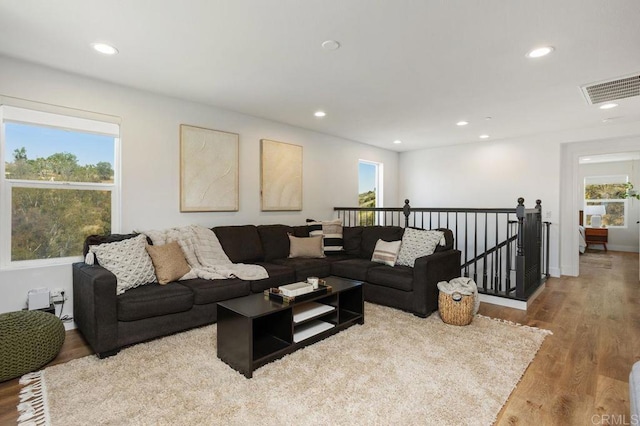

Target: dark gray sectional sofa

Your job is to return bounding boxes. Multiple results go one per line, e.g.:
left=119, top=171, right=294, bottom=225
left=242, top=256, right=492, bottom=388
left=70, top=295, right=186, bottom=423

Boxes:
left=73, top=224, right=461, bottom=357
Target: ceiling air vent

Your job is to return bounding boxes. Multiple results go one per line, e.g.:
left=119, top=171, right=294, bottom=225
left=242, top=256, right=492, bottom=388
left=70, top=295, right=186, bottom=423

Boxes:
left=581, top=73, right=640, bottom=105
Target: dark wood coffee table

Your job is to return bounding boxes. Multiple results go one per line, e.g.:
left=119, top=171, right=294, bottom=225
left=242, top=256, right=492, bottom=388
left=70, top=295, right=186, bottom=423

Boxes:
left=217, top=276, right=364, bottom=378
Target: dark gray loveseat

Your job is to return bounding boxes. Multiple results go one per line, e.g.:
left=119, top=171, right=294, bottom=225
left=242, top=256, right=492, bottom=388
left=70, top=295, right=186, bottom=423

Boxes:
left=73, top=224, right=461, bottom=357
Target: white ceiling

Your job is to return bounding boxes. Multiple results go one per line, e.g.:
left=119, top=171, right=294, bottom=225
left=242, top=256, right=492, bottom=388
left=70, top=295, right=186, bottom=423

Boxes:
left=1, top=0, right=640, bottom=152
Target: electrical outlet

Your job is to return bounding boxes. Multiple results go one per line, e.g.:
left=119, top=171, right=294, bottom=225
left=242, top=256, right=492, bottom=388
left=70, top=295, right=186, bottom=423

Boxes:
left=545, top=210, right=552, bottom=219
left=51, top=288, right=65, bottom=304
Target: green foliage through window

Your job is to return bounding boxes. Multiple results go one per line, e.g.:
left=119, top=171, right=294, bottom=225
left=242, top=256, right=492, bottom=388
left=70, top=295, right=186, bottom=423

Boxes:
left=584, top=179, right=627, bottom=227
left=2, top=107, right=118, bottom=265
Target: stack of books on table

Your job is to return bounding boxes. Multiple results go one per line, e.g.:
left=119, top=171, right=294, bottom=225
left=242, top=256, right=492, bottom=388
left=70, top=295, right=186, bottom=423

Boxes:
left=278, top=282, right=315, bottom=297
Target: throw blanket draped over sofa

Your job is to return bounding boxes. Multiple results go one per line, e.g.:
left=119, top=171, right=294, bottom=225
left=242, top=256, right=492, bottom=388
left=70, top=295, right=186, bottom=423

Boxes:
left=73, top=223, right=461, bottom=357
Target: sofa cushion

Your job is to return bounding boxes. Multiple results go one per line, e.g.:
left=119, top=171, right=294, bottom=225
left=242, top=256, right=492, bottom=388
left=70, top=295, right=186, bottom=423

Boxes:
left=213, top=225, right=264, bottom=263
left=257, top=225, right=294, bottom=261
left=371, top=239, right=402, bottom=266
left=331, top=258, right=379, bottom=281
left=288, top=235, right=325, bottom=258
left=91, top=234, right=158, bottom=295
left=435, top=228, right=455, bottom=252
left=117, top=282, right=194, bottom=321
left=342, top=226, right=363, bottom=256
left=83, top=233, right=140, bottom=258
left=396, top=228, right=444, bottom=267
left=361, top=226, right=404, bottom=259
left=145, top=241, right=191, bottom=284
left=307, top=219, right=343, bottom=253
left=178, top=278, right=250, bottom=305
left=271, top=258, right=331, bottom=281
left=250, top=262, right=297, bottom=293
left=366, top=265, right=414, bottom=292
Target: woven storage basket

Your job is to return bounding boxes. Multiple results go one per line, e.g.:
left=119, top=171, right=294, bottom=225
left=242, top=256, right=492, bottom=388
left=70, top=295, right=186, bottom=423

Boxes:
left=438, top=290, right=474, bottom=326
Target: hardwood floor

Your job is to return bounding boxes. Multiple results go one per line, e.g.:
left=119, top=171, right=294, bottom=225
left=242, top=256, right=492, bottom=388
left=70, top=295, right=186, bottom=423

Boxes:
left=1, top=250, right=638, bottom=425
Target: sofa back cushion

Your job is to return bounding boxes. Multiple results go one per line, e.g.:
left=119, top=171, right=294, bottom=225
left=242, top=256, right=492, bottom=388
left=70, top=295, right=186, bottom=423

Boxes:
left=83, top=233, right=141, bottom=266
left=342, top=226, right=363, bottom=256
left=257, top=225, right=309, bottom=261
left=258, top=225, right=291, bottom=261
left=435, top=228, right=455, bottom=252
left=360, top=226, right=404, bottom=259
left=213, top=225, right=264, bottom=263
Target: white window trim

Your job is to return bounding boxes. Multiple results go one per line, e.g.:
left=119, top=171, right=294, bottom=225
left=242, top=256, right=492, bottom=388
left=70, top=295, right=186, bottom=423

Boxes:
left=0, top=105, right=121, bottom=269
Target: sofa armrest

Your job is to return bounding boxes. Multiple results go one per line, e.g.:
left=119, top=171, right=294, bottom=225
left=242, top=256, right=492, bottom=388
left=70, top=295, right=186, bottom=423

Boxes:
left=72, top=262, right=119, bottom=355
left=411, top=250, right=462, bottom=316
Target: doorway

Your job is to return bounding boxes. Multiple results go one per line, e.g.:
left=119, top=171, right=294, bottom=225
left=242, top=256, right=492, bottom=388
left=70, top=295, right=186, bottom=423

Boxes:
left=560, top=138, right=640, bottom=278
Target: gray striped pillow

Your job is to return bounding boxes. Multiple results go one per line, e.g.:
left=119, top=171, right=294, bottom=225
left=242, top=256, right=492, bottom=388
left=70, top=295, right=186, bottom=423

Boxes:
left=371, top=239, right=402, bottom=266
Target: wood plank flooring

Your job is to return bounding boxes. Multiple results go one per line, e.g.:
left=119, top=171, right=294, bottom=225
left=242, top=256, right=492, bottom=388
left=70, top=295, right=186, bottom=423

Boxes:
left=0, top=250, right=638, bottom=425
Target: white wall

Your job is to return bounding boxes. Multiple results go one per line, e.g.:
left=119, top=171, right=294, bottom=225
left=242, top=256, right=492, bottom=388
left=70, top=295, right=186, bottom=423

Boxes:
left=578, top=159, right=640, bottom=252
left=0, top=56, right=399, bottom=321
left=399, top=137, right=562, bottom=276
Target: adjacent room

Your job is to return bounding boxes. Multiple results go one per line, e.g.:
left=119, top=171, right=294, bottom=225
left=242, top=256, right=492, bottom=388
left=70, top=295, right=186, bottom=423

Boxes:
left=1, top=1, right=639, bottom=425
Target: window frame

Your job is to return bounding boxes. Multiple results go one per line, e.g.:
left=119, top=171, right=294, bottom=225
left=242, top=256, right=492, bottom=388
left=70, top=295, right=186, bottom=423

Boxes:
left=583, top=174, right=629, bottom=229
left=0, top=104, right=121, bottom=269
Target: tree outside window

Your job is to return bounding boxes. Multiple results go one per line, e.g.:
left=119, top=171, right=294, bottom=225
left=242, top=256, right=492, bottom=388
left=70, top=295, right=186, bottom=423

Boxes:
left=1, top=106, right=119, bottom=267
left=584, top=175, right=628, bottom=227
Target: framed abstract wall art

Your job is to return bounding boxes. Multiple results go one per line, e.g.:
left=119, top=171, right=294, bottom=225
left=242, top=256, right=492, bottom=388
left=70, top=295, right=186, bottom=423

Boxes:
left=180, top=125, right=239, bottom=212
left=260, top=139, right=302, bottom=211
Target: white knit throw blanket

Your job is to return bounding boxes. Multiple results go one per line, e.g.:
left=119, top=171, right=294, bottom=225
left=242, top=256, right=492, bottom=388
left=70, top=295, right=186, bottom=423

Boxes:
left=143, top=225, right=268, bottom=281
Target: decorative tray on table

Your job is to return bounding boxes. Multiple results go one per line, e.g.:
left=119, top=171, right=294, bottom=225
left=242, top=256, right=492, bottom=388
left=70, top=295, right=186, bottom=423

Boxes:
left=264, top=281, right=332, bottom=305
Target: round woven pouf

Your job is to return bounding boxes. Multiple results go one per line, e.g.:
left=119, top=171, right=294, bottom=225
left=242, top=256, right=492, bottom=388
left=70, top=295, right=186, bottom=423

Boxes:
left=0, top=310, right=65, bottom=382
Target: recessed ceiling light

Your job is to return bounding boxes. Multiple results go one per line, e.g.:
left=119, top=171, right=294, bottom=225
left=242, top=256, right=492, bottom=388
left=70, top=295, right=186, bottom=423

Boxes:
left=479, top=134, right=490, bottom=139
left=599, top=103, right=618, bottom=110
left=91, top=42, right=118, bottom=55
left=314, top=111, right=326, bottom=117
left=321, top=40, right=340, bottom=51
left=583, top=158, right=591, bottom=161
left=393, top=140, right=402, bottom=144
left=526, top=46, right=554, bottom=58
left=456, top=121, right=469, bottom=126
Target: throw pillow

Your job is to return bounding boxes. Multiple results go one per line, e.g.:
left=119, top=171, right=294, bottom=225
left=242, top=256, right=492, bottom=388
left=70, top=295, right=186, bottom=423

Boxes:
left=288, top=234, right=326, bottom=258
left=145, top=241, right=191, bottom=285
left=307, top=219, right=343, bottom=253
left=371, top=239, right=402, bottom=266
left=91, top=234, right=157, bottom=295
left=396, top=228, right=445, bottom=267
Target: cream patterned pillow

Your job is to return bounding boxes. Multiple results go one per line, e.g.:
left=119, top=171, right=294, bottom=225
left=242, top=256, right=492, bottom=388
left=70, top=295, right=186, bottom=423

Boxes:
left=91, top=234, right=157, bottom=295
left=396, top=228, right=445, bottom=267
left=371, top=239, right=402, bottom=266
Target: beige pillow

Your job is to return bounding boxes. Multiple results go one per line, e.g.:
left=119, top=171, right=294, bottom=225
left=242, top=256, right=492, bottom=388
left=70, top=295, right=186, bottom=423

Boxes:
left=288, top=234, right=326, bottom=258
left=371, top=239, right=402, bottom=266
left=145, top=241, right=191, bottom=285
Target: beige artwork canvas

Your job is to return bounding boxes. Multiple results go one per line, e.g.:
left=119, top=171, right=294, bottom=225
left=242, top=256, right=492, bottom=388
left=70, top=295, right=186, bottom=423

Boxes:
left=261, top=139, right=302, bottom=211
left=180, top=125, right=239, bottom=212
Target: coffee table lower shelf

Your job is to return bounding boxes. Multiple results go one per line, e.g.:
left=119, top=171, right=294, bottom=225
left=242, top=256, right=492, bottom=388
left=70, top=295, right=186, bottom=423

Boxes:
left=217, top=277, right=364, bottom=378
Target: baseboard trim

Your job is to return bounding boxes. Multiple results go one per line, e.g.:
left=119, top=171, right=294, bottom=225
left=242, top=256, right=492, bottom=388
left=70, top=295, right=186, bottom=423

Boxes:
left=478, top=282, right=546, bottom=311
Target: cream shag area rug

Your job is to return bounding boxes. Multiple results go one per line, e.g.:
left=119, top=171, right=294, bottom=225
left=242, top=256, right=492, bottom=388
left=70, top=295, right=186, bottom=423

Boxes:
left=19, top=303, right=550, bottom=425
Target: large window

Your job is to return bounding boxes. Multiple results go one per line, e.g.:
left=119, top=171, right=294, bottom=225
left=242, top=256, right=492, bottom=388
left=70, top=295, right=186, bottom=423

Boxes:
left=584, top=175, right=628, bottom=227
left=1, top=105, right=120, bottom=267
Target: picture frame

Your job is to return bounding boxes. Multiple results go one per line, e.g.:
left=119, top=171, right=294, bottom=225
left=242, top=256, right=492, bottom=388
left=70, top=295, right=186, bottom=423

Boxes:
left=260, top=139, right=303, bottom=211
left=180, top=124, right=239, bottom=212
